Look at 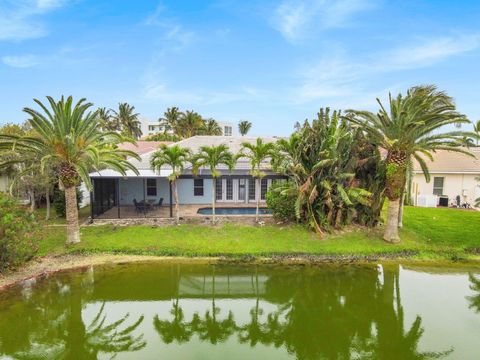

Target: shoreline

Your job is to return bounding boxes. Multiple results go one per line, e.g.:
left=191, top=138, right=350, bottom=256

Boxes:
left=1, top=253, right=480, bottom=291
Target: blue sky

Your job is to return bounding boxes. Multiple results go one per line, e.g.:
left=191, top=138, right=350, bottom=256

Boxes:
left=1, top=0, right=480, bottom=136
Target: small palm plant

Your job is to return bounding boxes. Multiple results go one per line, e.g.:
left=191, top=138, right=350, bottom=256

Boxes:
left=150, top=144, right=191, bottom=224
left=238, top=120, right=252, bottom=136
left=191, top=145, right=236, bottom=223
left=346, top=85, right=475, bottom=243
left=240, top=138, right=276, bottom=221
left=0, top=96, right=140, bottom=244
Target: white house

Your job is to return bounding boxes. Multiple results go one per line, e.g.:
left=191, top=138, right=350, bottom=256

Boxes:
left=141, top=119, right=237, bottom=137
left=411, top=148, right=480, bottom=207
left=89, top=136, right=284, bottom=219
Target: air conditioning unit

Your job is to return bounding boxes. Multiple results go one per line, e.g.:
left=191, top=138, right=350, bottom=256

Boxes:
left=417, top=194, right=438, bottom=208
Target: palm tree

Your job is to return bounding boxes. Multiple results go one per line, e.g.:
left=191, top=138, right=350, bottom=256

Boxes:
left=240, top=138, right=276, bottom=222
left=474, top=120, right=480, bottom=145
left=0, top=96, right=140, bottom=244
left=178, top=110, right=204, bottom=138
left=97, top=107, right=120, bottom=132
left=159, top=106, right=183, bottom=134
left=150, top=144, right=191, bottom=224
left=191, top=145, right=236, bottom=223
left=346, top=85, right=475, bottom=243
left=238, top=120, right=252, bottom=136
left=202, top=119, right=223, bottom=136
left=112, top=102, right=142, bottom=140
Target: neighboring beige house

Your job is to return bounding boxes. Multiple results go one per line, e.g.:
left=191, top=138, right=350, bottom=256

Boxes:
left=411, top=148, right=480, bottom=207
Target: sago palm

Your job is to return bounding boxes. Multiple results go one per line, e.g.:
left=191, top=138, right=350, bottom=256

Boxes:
left=240, top=138, right=276, bottom=221
left=346, top=85, right=475, bottom=243
left=0, top=96, right=140, bottom=244
left=191, top=145, right=236, bottom=223
left=150, top=144, right=191, bottom=224
left=238, top=120, right=252, bottom=136
left=112, top=102, right=142, bottom=140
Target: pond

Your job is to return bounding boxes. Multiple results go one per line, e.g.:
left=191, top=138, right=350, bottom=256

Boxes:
left=0, top=262, right=479, bottom=359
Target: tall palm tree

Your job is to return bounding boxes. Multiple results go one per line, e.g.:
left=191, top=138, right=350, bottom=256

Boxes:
left=150, top=144, right=191, bottom=224
left=159, top=106, right=183, bottom=134
left=97, top=107, right=120, bottom=132
left=474, top=120, right=480, bottom=145
left=238, top=120, right=252, bottom=136
left=346, top=85, right=475, bottom=243
left=240, top=138, right=276, bottom=222
left=178, top=110, right=204, bottom=138
left=112, top=103, right=142, bottom=140
left=0, top=96, right=140, bottom=244
left=191, top=145, right=236, bottom=223
left=202, top=119, right=223, bottom=136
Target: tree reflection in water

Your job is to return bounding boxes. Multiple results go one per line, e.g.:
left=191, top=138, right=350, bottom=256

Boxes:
left=0, top=267, right=146, bottom=360
left=467, top=273, right=480, bottom=313
left=0, top=263, right=462, bottom=359
left=152, top=264, right=452, bottom=360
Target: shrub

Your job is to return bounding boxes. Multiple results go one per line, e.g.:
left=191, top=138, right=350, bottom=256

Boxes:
left=53, top=186, right=83, bottom=217
left=0, top=192, right=38, bottom=272
left=266, top=182, right=296, bottom=222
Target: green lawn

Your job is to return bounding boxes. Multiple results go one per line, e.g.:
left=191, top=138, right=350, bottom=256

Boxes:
left=34, top=205, right=91, bottom=225
left=35, top=206, right=480, bottom=261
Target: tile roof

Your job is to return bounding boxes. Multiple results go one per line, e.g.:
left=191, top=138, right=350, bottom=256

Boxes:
left=117, top=141, right=172, bottom=155
left=412, top=148, right=480, bottom=174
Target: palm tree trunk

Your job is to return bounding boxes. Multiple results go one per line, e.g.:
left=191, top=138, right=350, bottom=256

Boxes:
left=384, top=199, right=400, bottom=243
left=173, top=180, right=180, bottom=224
left=255, top=178, right=260, bottom=222
left=45, top=186, right=50, bottom=221
left=212, top=177, right=216, bottom=224
left=29, top=188, right=36, bottom=212
left=398, top=190, right=405, bottom=228
left=65, top=185, right=80, bottom=244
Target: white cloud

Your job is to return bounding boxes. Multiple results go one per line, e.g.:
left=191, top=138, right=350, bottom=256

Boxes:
left=271, top=0, right=376, bottom=41
left=295, top=34, right=480, bottom=103
left=0, top=0, right=70, bottom=41
left=2, top=55, right=39, bottom=68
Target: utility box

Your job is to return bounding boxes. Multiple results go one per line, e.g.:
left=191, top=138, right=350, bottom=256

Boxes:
left=417, top=194, right=438, bottom=208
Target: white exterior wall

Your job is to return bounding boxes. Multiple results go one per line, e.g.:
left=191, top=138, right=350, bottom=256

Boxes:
left=176, top=178, right=213, bottom=204
left=411, top=173, right=480, bottom=206
left=118, top=178, right=170, bottom=206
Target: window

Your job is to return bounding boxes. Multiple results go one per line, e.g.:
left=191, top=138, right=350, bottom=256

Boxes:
left=224, top=126, right=232, bottom=136
left=261, top=178, right=268, bottom=200
left=226, top=178, right=233, bottom=200
left=433, top=177, right=444, bottom=196
left=146, top=179, right=157, bottom=196
left=216, top=178, right=223, bottom=200
left=194, top=179, right=204, bottom=196
left=248, top=179, right=256, bottom=200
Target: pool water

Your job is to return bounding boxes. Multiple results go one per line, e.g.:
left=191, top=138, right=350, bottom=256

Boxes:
left=197, top=207, right=272, bottom=215
left=0, top=262, right=479, bottom=359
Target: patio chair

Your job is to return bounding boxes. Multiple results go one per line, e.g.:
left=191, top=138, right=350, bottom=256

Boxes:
left=155, top=198, right=164, bottom=209
left=133, top=198, right=145, bottom=214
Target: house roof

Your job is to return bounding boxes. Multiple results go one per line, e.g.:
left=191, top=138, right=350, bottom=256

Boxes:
left=175, top=136, right=280, bottom=173
left=90, top=136, right=281, bottom=178
left=412, top=148, right=480, bottom=174
left=117, top=141, right=171, bottom=155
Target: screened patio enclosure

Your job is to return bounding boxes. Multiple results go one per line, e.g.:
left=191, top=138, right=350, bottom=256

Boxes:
left=90, top=177, right=173, bottom=219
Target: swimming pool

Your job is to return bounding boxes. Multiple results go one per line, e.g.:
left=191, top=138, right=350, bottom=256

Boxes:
left=197, top=207, right=272, bottom=215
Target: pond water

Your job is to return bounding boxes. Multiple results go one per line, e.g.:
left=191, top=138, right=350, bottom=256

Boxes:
left=0, top=262, right=479, bottom=359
